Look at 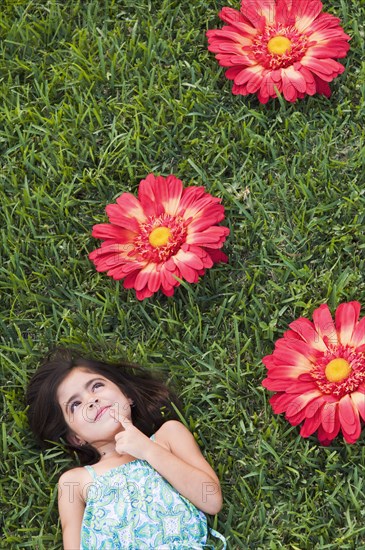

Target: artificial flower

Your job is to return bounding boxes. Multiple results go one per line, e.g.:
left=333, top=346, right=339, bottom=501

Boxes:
left=206, top=0, right=350, bottom=103
left=262, top=302, right=365, bottom=445
left=89, top=174, right=229, bottom=300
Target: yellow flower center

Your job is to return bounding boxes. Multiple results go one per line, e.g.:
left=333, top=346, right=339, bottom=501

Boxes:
left=267, top=36, right=292, bottom=55
left=148, top=226, right=172, bottom=248
left=325, top=358, right=352, bottom=383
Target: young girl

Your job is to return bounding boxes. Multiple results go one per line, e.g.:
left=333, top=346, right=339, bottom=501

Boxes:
left=26, top=348, right=226, bottom=549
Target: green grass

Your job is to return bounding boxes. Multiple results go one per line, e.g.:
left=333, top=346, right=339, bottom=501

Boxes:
left=1, top=0, right=365, bottom=548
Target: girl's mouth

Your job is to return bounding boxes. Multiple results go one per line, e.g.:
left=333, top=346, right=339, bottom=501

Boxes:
left=95, top=406, right=110, bottom=421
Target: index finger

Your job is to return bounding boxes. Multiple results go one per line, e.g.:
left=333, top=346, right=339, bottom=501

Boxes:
left=109, top=406, right=133, bottom=426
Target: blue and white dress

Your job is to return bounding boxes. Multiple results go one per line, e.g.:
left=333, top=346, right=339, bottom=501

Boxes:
left=80, top=438, right=226, bottom=549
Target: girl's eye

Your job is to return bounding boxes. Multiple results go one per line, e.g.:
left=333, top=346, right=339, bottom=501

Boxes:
left=70, top=400, right=81, bottom=413
left=93, top=382, right=104, bottom=391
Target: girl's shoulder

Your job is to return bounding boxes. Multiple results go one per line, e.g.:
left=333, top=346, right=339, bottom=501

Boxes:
left=154, top=420, right=190, bottom=447
left=58, top=466, right=89, bottom=491
left=156, top=419, right=185, bottom=435
left=58, top=466, right=91, bottom=505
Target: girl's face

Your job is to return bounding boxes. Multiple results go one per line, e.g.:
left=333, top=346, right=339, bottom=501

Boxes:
left=57, top=367, right=133, bottom=447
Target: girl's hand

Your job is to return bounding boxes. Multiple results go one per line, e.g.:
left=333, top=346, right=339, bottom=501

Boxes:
left=110, top=408, right=154, bottom=461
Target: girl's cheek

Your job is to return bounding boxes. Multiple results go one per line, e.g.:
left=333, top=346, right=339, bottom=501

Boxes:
left=83, top=407, right=96, bottom=423
left=68, top=409, right=80, bottom=425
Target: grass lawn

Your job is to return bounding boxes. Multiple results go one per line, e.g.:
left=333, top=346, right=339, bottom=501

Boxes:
left=1, top=0, right=365, bottom=548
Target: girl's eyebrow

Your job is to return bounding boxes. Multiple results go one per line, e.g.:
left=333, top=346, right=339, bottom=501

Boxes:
left=65, top=378, right=104, bottom=411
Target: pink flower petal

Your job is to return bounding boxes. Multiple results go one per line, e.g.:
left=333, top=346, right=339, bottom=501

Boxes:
left=89, top=243, right=136, bottom=269
left=274, top=337, right=319, bottom=365
left=174, top=249, right=204, bottom=270
left=92, top=224, right=137, bottom=243
left=300, top=413, right=322, bottom=438
left=297, top=65, right=317, bottom=95
left=285, top=390, right=323, bottom=419
left=218, top=7, right=257, bottom=36
left=293, top=0, right=323, bottom=32
left=123, top=271, right=139, bottom=289
left=269, top=392, right=296, bottom=414
left=351, top=391, right=365, bottom=422
left=339, top=394, right=360, bottom=437
left=138, top=174, right=184, bottom=217
left=172, top=253, right=199, bottom=283
left=281, top=68, right=300, bottom=102
left=283, top=66, right=307, bottom=93
left=186, top=226, right=230, bottom=248
left=147, top=269, right=162, bottom=293
left=134, top=264, right=158, bottom=291
left=137, top=174, right=165, bottom=217
left=301, top=56, right=344, bottom=81
left=180, top=192, right=222, bottom=220
left=335, top=301, right=361, bottom=346
left=107, top=261, right=145, bottom=280
left=115, top=193, right=146, bottom=223
left=241, top=0, right=276, bottom=27
left=312, top=303, right=338, bottom=347
left=288, top=317, right=327, bottom=352
left=178, top=186, right=207, bottom=216
left=187, top=204, right=226, bottom=232
left=105, top=204, right=141, bottom=233
left=262, top=367, right=313, bottom=384
left=320, top=402, right=339, bottom=435
left=160, top=264, right=179, bottom=291
left=136, top=287, right=154, bottom=300
left=352, top=317, right=365, bottom=350
left=313, top=74, right=331, bottom=97
left=204, top=248, right=228, bottom=264
left=161, top=286, right=175, bottom=297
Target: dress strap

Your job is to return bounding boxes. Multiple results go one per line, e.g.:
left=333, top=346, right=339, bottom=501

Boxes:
left=208, top=527, right=227, bottom=549
left=84, top=465, right=97, bottom=480
left=150, top=433, right=156, bottom=441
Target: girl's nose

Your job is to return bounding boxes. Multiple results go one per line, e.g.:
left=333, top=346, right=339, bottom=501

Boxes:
left=88, top=398, right=99, bottom=408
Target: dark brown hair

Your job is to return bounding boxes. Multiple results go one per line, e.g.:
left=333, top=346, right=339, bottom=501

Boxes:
left=26, top=348, right=180, bottom=465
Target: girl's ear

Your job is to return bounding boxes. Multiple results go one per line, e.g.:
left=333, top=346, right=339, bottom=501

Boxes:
left=66, top=432, right=86, bottom=447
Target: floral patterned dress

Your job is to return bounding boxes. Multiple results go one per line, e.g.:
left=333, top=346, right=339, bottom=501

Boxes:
left=80, top=439, right=226, bottom=549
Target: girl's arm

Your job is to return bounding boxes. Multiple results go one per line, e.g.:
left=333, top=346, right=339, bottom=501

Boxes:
left=152, top=420, right=223, bottom=514
left=112, top=413, right=223, bottom=514
left=58, top=467, right=86, bottom=549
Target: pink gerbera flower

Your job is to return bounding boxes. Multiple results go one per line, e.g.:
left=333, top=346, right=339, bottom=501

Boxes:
left=89, top=174, right=230, bottom=300
left=207, top=0, right=350, bottom=103
left=262, top=302, right=365, bottom=445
